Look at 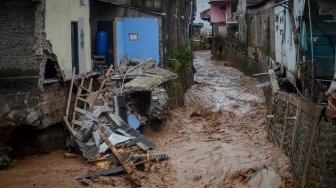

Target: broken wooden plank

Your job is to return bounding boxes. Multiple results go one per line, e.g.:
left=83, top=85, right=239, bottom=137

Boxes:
left=75, top=107, right=87, bottom=115
left=76, top=96, right=89, bottom=103
left=65, top=68, right=76, bottom=118
left=75, top=166, right=125, bottom=180
left=80, top=85, right=92, bottom=93
left=63, top=116, right=76, bottom=137
left=72, top=119, right=84, bottom=127
left=253, top=72, right=269, bottom=77
left=72, top=77, right=84, bottom=129
left=99, top=131, right=133, bottom=174
left=268, top=69, right=280, bottom=92
left=255, top=82, right=271, bottom=88
left=91, top=64, right=114, bottom=108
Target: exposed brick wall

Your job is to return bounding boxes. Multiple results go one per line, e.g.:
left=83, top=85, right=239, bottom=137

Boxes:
left=0, top=0, right=40, bottom=77
left=39, top=82, right=70, bottom=129
left=0, top=0, right=70, bottom=141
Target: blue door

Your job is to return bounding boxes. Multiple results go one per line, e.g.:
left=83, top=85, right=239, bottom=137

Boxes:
left=114, top=18, right=160, bottom=67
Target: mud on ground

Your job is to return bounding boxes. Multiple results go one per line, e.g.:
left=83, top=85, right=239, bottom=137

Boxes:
left=0, top=51, right=292, bottom=187
left=140, top=51, right=292, bottom=187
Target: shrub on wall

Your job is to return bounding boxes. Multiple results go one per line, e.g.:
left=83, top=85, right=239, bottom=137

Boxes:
left=0, top=146, right=15, bottom=169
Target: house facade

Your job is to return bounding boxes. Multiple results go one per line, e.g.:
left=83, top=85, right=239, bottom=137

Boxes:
left=231, top=0, right=336, bottom=187
left=201, top=0, right=238, bottom=37
left=0, top=0, right=93, bottom=137
left=0, top=0, right=195, bottom=143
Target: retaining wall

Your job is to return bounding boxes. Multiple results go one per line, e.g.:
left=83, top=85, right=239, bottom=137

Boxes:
left=221, top=45, right=336, bottom=187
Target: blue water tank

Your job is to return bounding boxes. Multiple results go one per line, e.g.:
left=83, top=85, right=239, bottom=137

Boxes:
left=127, top=114, right=140, bottom=130
left=96, top=31, right=108, bottom=55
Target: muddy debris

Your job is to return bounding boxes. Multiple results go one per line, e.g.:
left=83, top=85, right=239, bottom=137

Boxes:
left=0, top=51, right=292, bottom=188
left=62, top=57, right=177, bottom=186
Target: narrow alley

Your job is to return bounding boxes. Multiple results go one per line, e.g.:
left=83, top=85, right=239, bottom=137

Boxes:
left=141, top=51, right=293, bottom=187
left=0, top=51, right=293, bottom=187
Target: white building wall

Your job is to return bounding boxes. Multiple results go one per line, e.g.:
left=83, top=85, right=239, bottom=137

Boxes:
left=45, top=0, right=92, bottom=80
left=274, top=6, right=297, bottom=83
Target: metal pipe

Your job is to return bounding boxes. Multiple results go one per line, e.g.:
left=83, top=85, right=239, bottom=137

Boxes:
left=308, top=0, right=315, bottom=102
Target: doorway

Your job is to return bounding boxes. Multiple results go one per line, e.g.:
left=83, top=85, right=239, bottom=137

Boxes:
left=71, top=21, right=79, bottom=74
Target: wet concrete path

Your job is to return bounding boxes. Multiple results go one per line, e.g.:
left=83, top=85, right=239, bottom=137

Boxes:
left=0, top=51, right=292, bottom=187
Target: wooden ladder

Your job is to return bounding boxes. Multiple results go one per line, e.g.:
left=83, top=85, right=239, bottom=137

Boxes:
left=71, top=77, right=93, bottom=132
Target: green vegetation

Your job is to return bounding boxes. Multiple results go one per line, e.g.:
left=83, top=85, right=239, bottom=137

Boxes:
left=0, top=146, right=15, bottom=169
left=168, top=59, right=181, bottom=72
left=166, top=46, right=194, bottom=108
left=167, top=80, right=183, bottom=107
left=226, top=23, right=238, bottom=28
left=168, top=47, right=194, bottom=72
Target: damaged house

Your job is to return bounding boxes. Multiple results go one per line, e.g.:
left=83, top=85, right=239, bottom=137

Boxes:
left=0, top=0, right=196, bottom=148
left=0, top=0, right=93, bottom=141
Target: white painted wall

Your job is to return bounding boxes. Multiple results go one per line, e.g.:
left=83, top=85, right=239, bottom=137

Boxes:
left=293, top=0, right=305, bottom=29
left=45, top=0, right=92, bottom=80
left=274, top=6, right=297, bottom=83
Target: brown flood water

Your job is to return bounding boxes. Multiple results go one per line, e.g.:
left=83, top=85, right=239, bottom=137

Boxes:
left=0, top=51, right=293, bottom=187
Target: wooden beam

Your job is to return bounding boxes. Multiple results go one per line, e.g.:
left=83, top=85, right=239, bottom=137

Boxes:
left=72, top=119, right=84, bottom=127
left=63, top=116, right=76, bottom=137
left=268, top=69, right=280, bottom=93
left=253, top=72, right=269, bottom=77
left=66, top=68, right=76, bottom=118
left=75, top=107, right=87, bottom=115
left=99, top=131, right=133, bottom=174
left=90, top=64, right=114, bottom=109
left=255, top=82, right=271, bottom=88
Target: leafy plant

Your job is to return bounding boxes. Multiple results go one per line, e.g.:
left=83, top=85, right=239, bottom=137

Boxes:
left=0, top=146, right=15, bottom=169
left=170, top=46, right=194, bottom=71
left=169, top=59, right=182, bottom=72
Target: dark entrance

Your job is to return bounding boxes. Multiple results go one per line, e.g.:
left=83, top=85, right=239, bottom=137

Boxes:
left=71, top=21, right=79, bottom=74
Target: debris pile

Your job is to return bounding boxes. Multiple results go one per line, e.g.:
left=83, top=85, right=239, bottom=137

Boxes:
left=63, top=58, right=177, bottom=185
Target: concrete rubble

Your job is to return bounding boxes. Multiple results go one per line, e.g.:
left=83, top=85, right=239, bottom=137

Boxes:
left=247, top=166, right=283, bottom=188
left=62, top=58, right=177, bottom=185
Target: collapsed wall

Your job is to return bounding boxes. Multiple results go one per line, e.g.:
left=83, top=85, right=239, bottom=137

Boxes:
left=0, top=0, right=68, bottom=144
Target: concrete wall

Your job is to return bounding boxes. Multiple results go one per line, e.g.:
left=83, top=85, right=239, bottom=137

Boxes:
left=115, top=18, right=160, bottom=65
left=222, top=38, right=336, bottom=188
left=268, top=92, right=336, bottom=187
left=45, top=0, right=92, bottom=80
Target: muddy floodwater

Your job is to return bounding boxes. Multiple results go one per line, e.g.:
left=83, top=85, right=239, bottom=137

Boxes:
left=0, top=51, right=293, bottom=187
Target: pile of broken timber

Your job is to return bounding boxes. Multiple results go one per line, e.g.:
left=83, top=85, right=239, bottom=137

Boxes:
left=63, top=61, right=173, bottom=183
